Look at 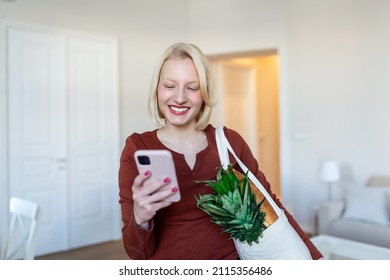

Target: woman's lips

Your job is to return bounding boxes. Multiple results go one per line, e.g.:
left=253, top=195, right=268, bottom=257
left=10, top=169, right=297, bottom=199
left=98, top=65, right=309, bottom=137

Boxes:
left=169, top=105, right=190, bottom=115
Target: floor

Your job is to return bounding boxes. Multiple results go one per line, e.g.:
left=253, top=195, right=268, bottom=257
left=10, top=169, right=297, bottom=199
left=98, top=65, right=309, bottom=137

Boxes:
left=35, top=240, right=129, bottom=260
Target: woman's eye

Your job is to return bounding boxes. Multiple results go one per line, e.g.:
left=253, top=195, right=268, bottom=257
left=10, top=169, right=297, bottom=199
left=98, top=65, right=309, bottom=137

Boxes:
left=188, top=87, right=199, bottom=91
left=164, top=84, right=175, bottom=89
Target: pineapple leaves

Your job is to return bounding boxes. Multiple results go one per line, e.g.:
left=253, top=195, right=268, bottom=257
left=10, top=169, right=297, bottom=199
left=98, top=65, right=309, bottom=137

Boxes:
left=195, top=164, right=267, bottom=245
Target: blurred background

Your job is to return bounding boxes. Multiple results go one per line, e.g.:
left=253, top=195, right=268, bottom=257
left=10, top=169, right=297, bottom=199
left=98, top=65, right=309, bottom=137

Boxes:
left=1, top=0, right=389, bottom=257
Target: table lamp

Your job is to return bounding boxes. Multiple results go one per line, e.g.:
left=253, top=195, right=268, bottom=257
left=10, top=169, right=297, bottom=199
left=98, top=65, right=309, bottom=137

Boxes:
left=320, top=160, right=341, bottom=201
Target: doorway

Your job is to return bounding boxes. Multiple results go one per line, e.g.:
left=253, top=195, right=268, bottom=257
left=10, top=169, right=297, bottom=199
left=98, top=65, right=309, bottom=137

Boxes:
left=209, top=50, right=281, bottom=198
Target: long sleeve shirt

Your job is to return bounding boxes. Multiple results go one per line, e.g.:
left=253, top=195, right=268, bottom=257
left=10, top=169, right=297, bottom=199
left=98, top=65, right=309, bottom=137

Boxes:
left=118, top=124, right=323, bottom=260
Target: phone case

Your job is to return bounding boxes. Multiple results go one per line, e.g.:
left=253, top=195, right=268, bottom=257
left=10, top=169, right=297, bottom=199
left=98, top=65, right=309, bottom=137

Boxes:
left=134, top=150, right=181, bottom=202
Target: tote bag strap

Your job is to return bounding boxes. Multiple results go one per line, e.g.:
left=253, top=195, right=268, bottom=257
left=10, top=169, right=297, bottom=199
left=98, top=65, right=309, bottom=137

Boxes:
left=215, top=126, right=282, bottom=216
left=216, top=126, right=230, bottom=168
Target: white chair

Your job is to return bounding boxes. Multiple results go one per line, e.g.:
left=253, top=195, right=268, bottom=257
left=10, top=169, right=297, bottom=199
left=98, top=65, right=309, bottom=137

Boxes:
left=3, top=197, right=40, bottom=260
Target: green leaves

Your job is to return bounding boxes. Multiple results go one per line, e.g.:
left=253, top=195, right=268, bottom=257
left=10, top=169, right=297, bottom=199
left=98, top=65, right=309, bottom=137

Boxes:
left=195, top=165, right=267, bottom=245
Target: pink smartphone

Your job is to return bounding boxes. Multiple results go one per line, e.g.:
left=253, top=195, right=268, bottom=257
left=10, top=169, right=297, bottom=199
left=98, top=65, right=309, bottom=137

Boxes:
left=134, top=149, right=181, bottom=203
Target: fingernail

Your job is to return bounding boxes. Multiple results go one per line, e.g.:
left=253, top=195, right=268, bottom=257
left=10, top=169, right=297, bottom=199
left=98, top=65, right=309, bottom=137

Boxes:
left=171, top=186, right=178, bottom=193
left=163, top=177, right=171, bottom=183
left=144, top=170, right=151, bottom=176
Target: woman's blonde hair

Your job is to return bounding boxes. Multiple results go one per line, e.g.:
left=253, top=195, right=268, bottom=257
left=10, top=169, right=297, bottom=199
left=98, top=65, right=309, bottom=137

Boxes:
left=148, top=42, right=215, bottom=130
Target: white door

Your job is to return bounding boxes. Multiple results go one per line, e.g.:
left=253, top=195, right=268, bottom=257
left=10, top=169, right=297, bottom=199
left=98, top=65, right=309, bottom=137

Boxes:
left=8, top=28, right=69, bottom=255
left=67, top=37, right=118, bottom=248
left=218, top=62, right=257, bottom=153
left=7, top=27, right=119, bottom=255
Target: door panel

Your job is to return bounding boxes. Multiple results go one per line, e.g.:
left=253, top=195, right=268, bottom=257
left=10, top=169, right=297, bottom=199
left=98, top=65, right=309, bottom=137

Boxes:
left=220, top=62, right=257, bottom=153
left=67, top=37, right=117, bottom=248
left=8, top=28, right=68, bottom=255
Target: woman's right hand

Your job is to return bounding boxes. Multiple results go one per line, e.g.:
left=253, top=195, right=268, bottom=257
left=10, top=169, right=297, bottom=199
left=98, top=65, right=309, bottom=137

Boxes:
left=132, top=170, right=178, bottom=229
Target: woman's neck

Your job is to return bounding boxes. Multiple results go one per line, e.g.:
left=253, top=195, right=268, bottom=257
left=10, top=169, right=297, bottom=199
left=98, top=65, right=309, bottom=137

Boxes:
left=158, top=123, right=207, bottom=150
left=157, top=124, right=201, bottom=147
left=157, top=125, right=208, bottom=169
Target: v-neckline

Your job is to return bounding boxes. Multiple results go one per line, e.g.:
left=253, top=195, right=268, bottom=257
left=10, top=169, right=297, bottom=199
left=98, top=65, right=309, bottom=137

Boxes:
left=152, top=125, right=212, bottom=173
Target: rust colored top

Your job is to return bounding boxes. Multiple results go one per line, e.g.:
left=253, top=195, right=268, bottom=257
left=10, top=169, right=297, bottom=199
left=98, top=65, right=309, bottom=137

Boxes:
left=118, top=125, right=323, bottom=260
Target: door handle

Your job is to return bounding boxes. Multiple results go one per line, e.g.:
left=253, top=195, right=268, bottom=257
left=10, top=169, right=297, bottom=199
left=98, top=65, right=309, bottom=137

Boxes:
left=56, top=158, right=67, bottom=170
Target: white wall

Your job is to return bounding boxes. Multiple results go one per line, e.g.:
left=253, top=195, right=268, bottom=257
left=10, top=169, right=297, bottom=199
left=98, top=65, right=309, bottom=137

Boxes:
left=189, top=0, right=390, bottom=231
left=284, top=0, right=390, bottom=229
left=2, top=0, right=390, bottom=234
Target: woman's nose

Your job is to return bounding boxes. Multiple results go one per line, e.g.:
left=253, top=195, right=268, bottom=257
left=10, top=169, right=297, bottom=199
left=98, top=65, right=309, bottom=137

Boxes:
left=173, top=88, right=188, bottom=104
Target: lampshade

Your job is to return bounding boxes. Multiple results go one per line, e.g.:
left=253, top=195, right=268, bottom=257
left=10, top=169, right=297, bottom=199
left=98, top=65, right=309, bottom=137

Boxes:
left=320, top=160, right=340, bottom=182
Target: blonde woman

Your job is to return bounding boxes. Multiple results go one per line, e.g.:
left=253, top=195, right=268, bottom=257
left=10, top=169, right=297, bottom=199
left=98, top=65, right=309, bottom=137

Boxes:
left=118, top=43, right=322, bottom=260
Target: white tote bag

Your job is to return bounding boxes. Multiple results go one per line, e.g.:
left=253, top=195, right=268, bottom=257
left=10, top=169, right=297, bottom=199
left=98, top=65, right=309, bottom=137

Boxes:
left=215, top=126, right=312, bottom=260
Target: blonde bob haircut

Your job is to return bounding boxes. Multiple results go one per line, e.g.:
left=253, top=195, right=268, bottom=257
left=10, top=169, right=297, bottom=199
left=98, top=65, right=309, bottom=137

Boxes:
left=148, top=42, right=215, bottom=130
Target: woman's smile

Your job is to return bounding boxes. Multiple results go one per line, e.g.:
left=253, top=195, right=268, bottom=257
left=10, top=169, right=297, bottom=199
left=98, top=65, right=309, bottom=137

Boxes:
left=169, top=105, right=190, bottom=115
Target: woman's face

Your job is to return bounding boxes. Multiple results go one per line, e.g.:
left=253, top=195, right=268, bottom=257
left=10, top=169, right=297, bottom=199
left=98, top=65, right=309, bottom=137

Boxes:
left=157, top=57, right=203, bottom=128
